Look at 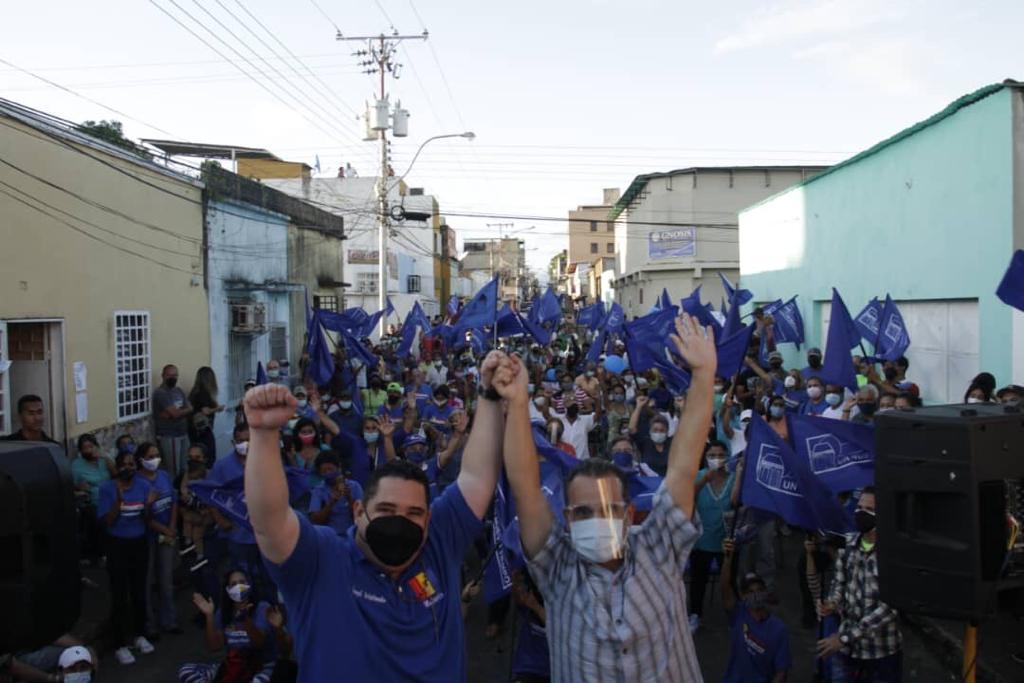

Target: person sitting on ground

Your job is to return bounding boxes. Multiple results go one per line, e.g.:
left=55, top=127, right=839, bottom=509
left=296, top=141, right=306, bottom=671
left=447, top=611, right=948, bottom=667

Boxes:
left=9, top=636, right=95, bottom=683
left=722, top=538, right=792, bottom=683
left=57, top=645, right=98, bottom=683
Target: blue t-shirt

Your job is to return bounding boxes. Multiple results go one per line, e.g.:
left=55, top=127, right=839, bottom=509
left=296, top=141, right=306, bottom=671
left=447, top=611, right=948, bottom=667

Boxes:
left=723, top=602, right=792, bottom=682
left=97, top=477, right=152, bottom=539
left=407, top=383, right=433, bottom=410
left=800, top=398, right=829, bottom=416
left=420, top=402, right=455, bottom=434
left=265, top=484, right=483, bottom=683
left=140, top=470, right=177, bottom=530
left=215, top=600, right=274, bottom=662
left=210, top=452, right=256, bottom=545
left=694, top=469, right=735, bottom=553
left=377, top=402, right=405, bottom=420
left=511, top=606, right=550, bottom=677
left=308, top=479, right=364, bottom=536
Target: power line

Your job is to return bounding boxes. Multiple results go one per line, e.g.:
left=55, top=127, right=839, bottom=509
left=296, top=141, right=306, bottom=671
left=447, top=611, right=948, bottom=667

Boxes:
left=307, top=0, right=341, bottom=34
left=0, top=56, right=179, bottom=137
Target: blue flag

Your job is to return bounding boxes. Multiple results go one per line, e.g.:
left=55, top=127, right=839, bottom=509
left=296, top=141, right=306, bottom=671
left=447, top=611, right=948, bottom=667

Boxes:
left=339, top=324, right=377, bottom=368
left=680, top=286, right=722, bottom=333
left=602, top=302, right=625, bottom=334
left=518, top=312, right=552, bottom=346
left=766, top=296, right=805, bottom=348
left=874, top=295, right=910, bottom=362
left=305, top=314, right=335, bottom=386
left=789, top=414, right=875, bottom=494
left=359, top=310, right=385, bottom=338
left=303, top=289, right=314, bottom=332
left=454, top=277, right=499, bottom=335
left=446, top=295, right=461, bottom=317
left=719, top=272, right=753, bottom=307
left=853, top=297, right=883, bottom=345
left=717, top=324, right=756, bottom=379
left=577, top=302, right=603, bottom=330
left=385, top=297, right=395, bottom=317
left=255, top=361, right=268, bottom=386
left=535, top=287, right=562, bottom=325
left=496, top=304, right=526, bottom=338
left=397, top=301, right=431, bottom=358
left=818, top=288, right=860, bottom=392
left=190, top=467, right=312, bottom=533
left=740, top=414, right=852, bottom=534
left=997, top=250, right=1024, bottom=312
left=659, top=288, right=673, bottom=310
left=586, top=331, right=606, bottom=364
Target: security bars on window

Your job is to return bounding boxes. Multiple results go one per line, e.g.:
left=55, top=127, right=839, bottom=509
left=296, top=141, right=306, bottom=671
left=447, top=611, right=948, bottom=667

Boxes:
left=114, top=311, right=151, bottom=422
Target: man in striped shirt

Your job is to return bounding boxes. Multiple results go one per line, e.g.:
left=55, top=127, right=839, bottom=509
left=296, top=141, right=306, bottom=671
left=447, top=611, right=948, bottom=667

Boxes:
left=495, top=313, right=716, bottom=682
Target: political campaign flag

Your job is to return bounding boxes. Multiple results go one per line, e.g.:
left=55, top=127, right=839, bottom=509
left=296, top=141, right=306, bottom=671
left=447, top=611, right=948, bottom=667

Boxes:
left=577, top=302, right=603, bottom=330
left=447, top=295, right=461, bottom=317
left=496, top=303, right=526, bottom=337
left=719, top=272, right=753, bottom=307
left=854, top=297, right=883, bottom=344
left=255, top=361, right=268, bottom=386
left=740, top=414, right=852, bottom=534
left=385, top=297, right=395, bottom=318
left=602, top=302, right=625, bottom=334
left=586, top=331, right=606, bottom=364
left=789, top=414, right=875, bottom=493
left=339, top=324, right=377, bottom=368
left=519, top=312, right=552, bottom=346
left=717, top=323, right=756, bottom=379
left=454, top=276, right=499, bottom=334
left=873, top=295, right=910, bottom=362
left=190, top=467, right=311, bottom=533
left=305, top=314, right=335, bottom=386
left=818, top=288, right=860, bottom=392
left=996, top=250, right=1024, bottom=312
left=766, top=297, right=805, bottom=348
left=659, top=288, right=673, bottom=310
left=535, top=287, right=562, bottom=325
left=680, top=286, right=722, bottom=333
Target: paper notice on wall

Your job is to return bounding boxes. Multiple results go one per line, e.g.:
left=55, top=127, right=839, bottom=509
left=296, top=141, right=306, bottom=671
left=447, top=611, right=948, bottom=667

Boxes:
left=73, top=361, right=87, bottom=392
left=75, top=392, right=88, bottom=424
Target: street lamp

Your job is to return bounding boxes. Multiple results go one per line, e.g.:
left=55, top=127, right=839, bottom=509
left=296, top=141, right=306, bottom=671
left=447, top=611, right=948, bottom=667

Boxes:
left=389, top=131, right=475, bottom=191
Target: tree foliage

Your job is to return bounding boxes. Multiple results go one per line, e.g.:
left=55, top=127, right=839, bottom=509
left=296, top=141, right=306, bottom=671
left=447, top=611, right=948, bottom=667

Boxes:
left=74, top=120, right=150, bottom=158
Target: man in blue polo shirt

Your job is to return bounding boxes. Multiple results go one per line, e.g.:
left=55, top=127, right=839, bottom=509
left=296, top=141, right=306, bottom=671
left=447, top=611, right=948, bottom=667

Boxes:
left=243, top=351, right=511, bottom=682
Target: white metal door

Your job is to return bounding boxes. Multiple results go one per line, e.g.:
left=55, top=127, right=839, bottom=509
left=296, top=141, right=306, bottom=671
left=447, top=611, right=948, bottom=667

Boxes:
left=0, top=321, right=9, bottom=435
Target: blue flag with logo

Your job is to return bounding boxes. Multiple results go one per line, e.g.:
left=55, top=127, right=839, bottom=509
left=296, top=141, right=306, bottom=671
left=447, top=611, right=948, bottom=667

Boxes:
left=680, top=286, right=722, bottom=333
left=586, top=331, right=606, bottom=364
left=305, top=313, right=335, bottom=386
left=397, top=301, right=432, bottom=358
left=602, top=302, right=625, bottom=334
left=519, top=312, right=552, bottom=346
left=255, top=361, right=268, bottom=386
left=873, top=295, right=910, bottom=362
left=996, top=250, right=1024, bottom=312
left=446, top=295, right=461, bottom=317
left=535, top=287, right=562, bottom=325
left=577, top=302, right=603, bottom=330
left=496, top=303, right=526, bottom=338
left=454, top=277, right=499, bottom=335
left=853, top=298, right=883, bottom=346
left=339, top=324, right=377, bottom=368
left=190, top=467, right=312, bottom=533
left=717, top=323, right=755, bottom=379
left=740, top=414, right=852, bottom=534
left=719, top=272, right=753, bottom=307
left=789, top=414, right=875, bottom=494
left=765, top=296, right=805, bottom=348
left=721, top=291, right=743, bottom=340
left=818, top=289, right=860, bottom=392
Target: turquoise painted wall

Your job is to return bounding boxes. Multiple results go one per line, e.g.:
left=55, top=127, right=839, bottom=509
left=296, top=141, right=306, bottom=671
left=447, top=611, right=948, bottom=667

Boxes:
left=740, top=87, right=1014, bottom=383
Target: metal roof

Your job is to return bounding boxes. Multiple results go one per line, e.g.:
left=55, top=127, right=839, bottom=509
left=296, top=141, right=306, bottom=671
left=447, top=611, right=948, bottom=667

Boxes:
left=609, top=165, right=831, bottom=221
left=141, top=139, right=283, bottom=161
left=739, top=80, right=1022, bottom=215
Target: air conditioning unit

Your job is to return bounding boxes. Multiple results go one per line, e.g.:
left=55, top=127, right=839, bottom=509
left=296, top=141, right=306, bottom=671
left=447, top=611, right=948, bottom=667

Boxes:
left=407, top=275, right=421, bottom=293
left=230, top=302, right=267, bottom=334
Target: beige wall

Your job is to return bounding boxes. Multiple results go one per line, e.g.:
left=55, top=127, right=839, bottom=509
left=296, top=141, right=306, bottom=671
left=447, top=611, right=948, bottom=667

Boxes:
left=0, top=116, right=210, bottom=444
left=568, top=205, right=616, bottom=265
left=237, top=158, right=311, bottom=180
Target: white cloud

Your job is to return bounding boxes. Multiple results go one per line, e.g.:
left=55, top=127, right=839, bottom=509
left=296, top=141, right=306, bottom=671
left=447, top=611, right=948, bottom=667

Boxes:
left=714, top=0, right=904, bottom=54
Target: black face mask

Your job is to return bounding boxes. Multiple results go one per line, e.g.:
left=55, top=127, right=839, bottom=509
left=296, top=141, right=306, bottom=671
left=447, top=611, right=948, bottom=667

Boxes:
left=363, top=512, right=425, bottom=567
left=883, top=368, right=898, bottom=381
left=808, top=357, right=822, bottom=369
left=118, top=468, right=135, bottom=482
left=165, top=377, right=178, bottom=388
left=566, top=406, right=579, bottom=420
left=854, top=509, right=876, bottom=534
left=387, top=395, right=401, bottom=405
left=858, top=402, right=878, bottom=417
left=769, top=361, right=783, bottom=370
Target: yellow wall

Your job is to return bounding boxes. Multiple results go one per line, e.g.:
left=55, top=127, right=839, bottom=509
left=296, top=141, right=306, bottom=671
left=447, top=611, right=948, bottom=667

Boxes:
left=0, top=116, right=211, bottom=442
left=237, top=158, right=310, bottom=180
left=568, top=205, right=616, bottom=264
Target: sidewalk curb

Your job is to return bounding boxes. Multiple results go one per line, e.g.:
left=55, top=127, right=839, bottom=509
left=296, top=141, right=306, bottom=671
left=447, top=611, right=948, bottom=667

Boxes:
left=903, top=614, right=1007, bottom=683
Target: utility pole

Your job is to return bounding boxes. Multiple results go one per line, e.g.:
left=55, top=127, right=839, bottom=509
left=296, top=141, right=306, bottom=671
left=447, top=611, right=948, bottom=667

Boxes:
left=338, top=30, right=427, bottom=335
left=485, top=223, right=514, bottom=301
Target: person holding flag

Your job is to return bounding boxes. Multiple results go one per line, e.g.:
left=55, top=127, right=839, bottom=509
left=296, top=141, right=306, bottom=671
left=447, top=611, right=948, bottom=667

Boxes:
left=500, top=313, right=716, bottom=681
left=241, top=351, right=513, bottom=682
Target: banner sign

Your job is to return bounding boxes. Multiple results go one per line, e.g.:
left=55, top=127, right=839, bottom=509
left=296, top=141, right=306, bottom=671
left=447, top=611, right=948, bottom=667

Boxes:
left=648, top=228, right=696, bottom=260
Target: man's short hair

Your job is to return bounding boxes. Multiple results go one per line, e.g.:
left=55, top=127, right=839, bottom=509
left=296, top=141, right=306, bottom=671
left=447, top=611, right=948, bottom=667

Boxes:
left=704, top=439, right=729, bottom=455
left=649, top=415, right=669, bottom=430
left=16, top=394, right=43, bottom=414
left=564, top=459, right=630, bottom=503
left=162, top=364, right=177, bottom=375
left=363, top=459, right=430, bottom=506
left=609, top=435, right=634, bottom=452
left=896, top=356, right=909, bottom=371
left=740, top=572, right=767, bottom=593
left=313, top=451, right=341, bottom=473
left=232, top=423, right=250, bottom=440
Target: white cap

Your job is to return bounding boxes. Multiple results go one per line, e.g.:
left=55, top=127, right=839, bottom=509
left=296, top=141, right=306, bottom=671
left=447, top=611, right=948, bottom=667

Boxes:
left=740, top=409, right=754, bottom=422
left=58, top=646, right=92, bottom=669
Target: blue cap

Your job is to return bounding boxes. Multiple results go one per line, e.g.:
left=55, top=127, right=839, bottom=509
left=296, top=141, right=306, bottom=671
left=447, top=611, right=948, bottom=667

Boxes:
left=403, top=434, right=428, bottom=448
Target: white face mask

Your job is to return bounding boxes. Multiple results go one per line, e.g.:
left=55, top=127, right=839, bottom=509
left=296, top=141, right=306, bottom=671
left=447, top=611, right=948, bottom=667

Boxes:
left=650, top=431, right=667, bottom=444
left=339, top=400, right=353, bottom=410
left=63, top=673, right=92, bottom=683
left=363, top=431, right=380, bottom=444
left=141, top=457, right=161, bottom=472
left=784, top=376, right=796, bottom=389
left=226, top=583, right=250, bottom=603
left=707, top=457, right=725, bottom=471
left=267, top=369, right=281, bottom=379
left=570, top=517, right=626, bottom=563
left=967, top=396, right=983, bottom=404
left=235, top=441, right=249, bottom=456
left=825, top=393, right=842, bottom=407
left=807, top=386, right=823, bottom=399
left=296, top=398, right=308, bottom=409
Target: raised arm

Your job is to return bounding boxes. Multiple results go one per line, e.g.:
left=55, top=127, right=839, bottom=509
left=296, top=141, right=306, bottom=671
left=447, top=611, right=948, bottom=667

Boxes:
left=628, top=395, right=649, bottom=435
left=721, top=537, right=738, bottom=611
left=243, top=384, right=301, bottom=565
left=455, top=351, right=508, bottom=519
left=664, top=314, right=717, bottom=516
left=496, top=354, right=552, bottom=558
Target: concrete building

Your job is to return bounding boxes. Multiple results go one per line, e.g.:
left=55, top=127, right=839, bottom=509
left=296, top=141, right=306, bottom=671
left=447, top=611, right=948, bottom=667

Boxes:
left=740, top=81, right=1024, bottom=404
left=611, top=166, right=827, bottom=318
left=461, top=238, right=527, bottom=303
left=567, top=189, right=620, bottom=299
left=0, top=99, right=210, bottom=447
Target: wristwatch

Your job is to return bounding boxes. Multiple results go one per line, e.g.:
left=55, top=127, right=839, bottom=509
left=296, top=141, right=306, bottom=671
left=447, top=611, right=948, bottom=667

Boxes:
left=481, top=386, right=502, bottom=402
left=839, top=633, right=851, bottom=646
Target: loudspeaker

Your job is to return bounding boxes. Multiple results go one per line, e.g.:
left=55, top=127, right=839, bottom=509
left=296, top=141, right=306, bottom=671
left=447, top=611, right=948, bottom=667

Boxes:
left=0, top=442, right=81, bottom=653
left=874, top=403, right=1024, bottom=620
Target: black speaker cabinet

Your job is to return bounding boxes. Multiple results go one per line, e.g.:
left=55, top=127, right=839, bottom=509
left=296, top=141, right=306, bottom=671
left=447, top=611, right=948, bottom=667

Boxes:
left=874, top=403, right=1024, bottom=620
left=0, top=442, right=81, bottom=653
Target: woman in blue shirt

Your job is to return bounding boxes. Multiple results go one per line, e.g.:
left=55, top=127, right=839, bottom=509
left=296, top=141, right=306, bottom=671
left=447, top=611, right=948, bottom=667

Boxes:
left=688, top=440, right=738, bottom=633
left=71, top=433, right=114, bottom=564
left=135, top=442, right=180, bottom=638
left=308, top=452, right=363, bottom=536
left=97, top=451, right=155, bottom=666
left=180, top=568, right=287, bottom=683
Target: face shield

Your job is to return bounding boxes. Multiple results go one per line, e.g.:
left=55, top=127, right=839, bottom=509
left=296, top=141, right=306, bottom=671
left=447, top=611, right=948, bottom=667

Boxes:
left=565, top=477, right=628, bottom=563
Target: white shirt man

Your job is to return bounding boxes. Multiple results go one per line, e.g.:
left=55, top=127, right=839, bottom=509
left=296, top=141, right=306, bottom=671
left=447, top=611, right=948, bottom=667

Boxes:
left=557, top=408, right=596, bottom=459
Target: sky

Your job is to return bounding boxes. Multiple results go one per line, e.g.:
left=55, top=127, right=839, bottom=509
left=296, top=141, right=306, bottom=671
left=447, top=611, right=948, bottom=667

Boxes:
left=2, top=0, right=1022, bottom=275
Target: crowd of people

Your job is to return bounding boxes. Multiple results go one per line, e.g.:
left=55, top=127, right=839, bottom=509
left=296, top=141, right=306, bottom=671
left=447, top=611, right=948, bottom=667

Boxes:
left=3, top=301, right=1024, bottom=683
